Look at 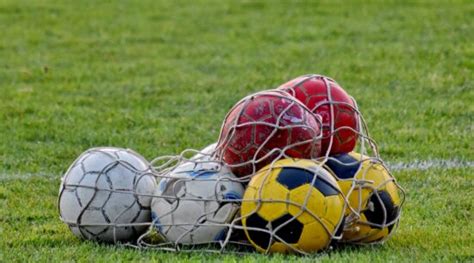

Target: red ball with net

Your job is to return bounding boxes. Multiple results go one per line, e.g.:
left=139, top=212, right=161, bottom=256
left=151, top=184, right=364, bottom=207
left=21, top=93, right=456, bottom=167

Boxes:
left=278, top=75, right=359, bottom=155
left=217, top=91, right=321, bottom=177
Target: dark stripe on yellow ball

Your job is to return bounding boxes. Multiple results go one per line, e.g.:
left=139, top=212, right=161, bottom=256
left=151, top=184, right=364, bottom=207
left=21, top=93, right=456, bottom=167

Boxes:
left=325, top=154, right=360, bottom=179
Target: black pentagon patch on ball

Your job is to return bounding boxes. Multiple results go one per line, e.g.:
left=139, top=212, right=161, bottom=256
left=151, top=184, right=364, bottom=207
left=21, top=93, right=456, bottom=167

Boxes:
left=246, top=213, right=305, bottom=249
left=246, top=213, right=272, bottom=250
left=325, top=153, right=360, bottom=179
left=364, top=191, right=400, bottom=228
left=272, top=214, right=303, bottom=244
left=277, top=167, right=314, bottom=190
left=312, top=177, right=339, bottom=196
left=277, top=167, right=339, bottom=196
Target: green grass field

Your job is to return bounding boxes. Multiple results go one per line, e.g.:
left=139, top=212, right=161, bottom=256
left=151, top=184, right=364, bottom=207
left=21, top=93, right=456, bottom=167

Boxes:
left=1, top=0, right=473, bottom=261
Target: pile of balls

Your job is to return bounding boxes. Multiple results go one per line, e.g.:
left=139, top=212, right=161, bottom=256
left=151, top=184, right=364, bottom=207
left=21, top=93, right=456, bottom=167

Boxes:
left=59, top=74, right=404, bottom=254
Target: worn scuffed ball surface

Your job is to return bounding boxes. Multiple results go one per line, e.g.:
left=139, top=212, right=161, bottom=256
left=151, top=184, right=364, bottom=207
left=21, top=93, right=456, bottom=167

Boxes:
left=58, top=147, right=156, bottom=243
left=241, top=159, right=345, bottom=253
left=217, top=91, right=322, bottom=177
left=324, top=152, right=402, bottom=243
left=151, top=157, right=244, bottom=244
left=278, top=75, right=359, bottom=155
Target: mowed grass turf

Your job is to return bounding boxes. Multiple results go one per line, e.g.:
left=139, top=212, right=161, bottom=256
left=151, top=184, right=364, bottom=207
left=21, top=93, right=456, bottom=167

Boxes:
left=0, top=0, right=472, bottom=261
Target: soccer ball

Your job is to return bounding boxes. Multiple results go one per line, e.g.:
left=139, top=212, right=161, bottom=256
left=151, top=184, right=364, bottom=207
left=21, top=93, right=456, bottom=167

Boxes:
left=240, top=159, right=345, bottom=253
left=278, top=74, right=359, bottom=155
left=151, top=159, right=244, bottom=244
left=58, top=147, right=157, bottom=243
left=216, top=90, right=321, bottom=177
left=324, top=152, right=402, bottom=243
left=191, top=142, right=217, bottom=160
left=171, top=143, right=218, bottom=174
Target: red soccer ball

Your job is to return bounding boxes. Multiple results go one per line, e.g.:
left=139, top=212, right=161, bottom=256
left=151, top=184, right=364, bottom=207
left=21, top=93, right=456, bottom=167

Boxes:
left=216, top=90, right=321, bottom=177
left=278, top=75, right=359, bottom=155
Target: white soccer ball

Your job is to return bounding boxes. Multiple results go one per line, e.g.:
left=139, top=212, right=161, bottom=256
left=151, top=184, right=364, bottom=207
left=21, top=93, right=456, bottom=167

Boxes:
left=58, top=147, right=156, bottom=243
left=172, top=143, right=218, bottom=174
left=191, top=142, right=217, bottom=160
left=151, top=158, right=244, bottom=244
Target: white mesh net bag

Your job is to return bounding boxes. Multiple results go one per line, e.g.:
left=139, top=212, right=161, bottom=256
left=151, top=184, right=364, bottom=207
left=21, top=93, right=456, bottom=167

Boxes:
left=58, top=75, right=405, bottom=255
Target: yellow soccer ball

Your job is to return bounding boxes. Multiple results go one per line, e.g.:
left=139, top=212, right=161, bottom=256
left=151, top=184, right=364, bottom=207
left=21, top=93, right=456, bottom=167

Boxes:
left=324, top=152, right=402, bottom=243
left=241, top=159, right=345, bottom=253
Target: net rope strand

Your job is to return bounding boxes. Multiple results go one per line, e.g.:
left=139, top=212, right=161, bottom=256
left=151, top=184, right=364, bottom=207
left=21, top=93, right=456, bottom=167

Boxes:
left=58, top=75, right=405, bottom=254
